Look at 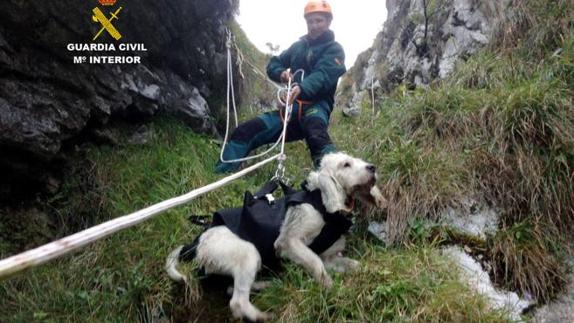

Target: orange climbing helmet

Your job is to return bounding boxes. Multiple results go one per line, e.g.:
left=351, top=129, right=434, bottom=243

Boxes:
left=304, top=0, right=333, bottom=18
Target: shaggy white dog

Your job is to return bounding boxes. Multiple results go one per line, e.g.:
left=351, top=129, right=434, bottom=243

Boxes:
left=166, top=152, right=386, bottom=321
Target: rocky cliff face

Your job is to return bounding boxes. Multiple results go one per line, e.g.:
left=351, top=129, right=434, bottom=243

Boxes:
left=0, top=0, right=238, bottom=199
left=339, top=0, right=510, bottom=116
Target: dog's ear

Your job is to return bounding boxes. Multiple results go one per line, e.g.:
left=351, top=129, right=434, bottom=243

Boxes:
left=306, top=171, right=320, bottom=191
left=307, top=167, right=347, bottom=213
left=317, top=173, right=347, bottom=213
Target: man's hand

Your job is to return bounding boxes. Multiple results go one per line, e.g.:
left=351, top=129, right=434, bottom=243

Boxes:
left=280, top=70, right=293, bottom=84
left=287, top=85, right=301, bottom=106
left=279, top=69, right=300, bottom=106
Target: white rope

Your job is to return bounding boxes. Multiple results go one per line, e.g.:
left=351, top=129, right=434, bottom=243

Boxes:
left=276, top=69, right=305, bottom=107
left=219, top=41, right=289, bottom=163
left=227, top=31, right=238, bottom=127
left=371, top=75, right=376, bottom=116
left=0, top=154, right=281, bottom=279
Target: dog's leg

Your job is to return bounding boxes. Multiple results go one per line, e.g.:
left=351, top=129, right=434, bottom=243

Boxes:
left=196, top=226, right=270, bottom=321
left=229, top=268, right=272, bottom=322
left=226, top=280, right=272, bottom=296
left=319, top=237, right=360, bottom=273
left=283, top=238, right=333, bottom=289
left=323, top=256, right=360, bottom=273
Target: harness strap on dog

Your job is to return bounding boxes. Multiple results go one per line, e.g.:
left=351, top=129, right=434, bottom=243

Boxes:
left=287, top=188, right=353, bottom=255
left=189, top=180, right=353, bottom=269
left=179, top=235, right=200, bottom=262
left=188, top=215, right=211, bottom=228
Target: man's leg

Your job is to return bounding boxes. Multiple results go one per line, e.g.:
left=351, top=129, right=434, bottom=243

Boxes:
left=301, top=105, right=336, bottom=168
left=215, top=112, right=283, bottom=173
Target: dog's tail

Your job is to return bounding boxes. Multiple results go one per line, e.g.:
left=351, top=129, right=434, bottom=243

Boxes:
left=165, top=245, right=187, bottom=283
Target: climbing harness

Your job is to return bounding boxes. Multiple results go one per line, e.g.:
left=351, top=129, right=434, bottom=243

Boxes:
left=278, top=98, right=313, bottom=124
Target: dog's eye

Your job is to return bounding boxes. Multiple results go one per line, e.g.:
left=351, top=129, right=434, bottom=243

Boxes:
left=343, top=162, right=351, bottom=168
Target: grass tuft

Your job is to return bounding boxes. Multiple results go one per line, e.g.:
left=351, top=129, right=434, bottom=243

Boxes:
left=488, top=221, right=569, bottom=302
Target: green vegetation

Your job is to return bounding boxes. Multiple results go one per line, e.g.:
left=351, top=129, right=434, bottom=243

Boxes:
left=0, top=118, right=504, bottom=322
left=255, top=240, right=507, bottom=322
left=0, top=119, right=235, bottom=321
left=332, top=0, right=573, bottom=302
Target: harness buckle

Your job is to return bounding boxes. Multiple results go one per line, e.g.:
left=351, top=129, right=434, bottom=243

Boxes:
left=264, top=193, right=276, bottom=205
left=272, top=154, right=290, bottom=186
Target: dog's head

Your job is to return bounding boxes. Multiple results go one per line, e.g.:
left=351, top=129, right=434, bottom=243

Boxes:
left=306, top=152, right=383, bottom=213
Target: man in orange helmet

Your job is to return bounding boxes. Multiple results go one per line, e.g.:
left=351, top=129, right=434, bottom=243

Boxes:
left=216, top=0, right=346, bottom=173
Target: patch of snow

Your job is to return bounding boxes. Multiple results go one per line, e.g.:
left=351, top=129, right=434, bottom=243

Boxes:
left=533, top=258, right=574, bottom=322
left=442, top=198, right=499, bottom=240
left=443, top=246, right=531, bottom=321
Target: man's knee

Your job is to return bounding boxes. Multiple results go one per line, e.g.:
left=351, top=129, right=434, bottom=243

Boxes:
left=301, top=116, right=336, bottom=167
left=230, top=118, right=267, bottom=143
left=302, top=117, right=332, bottom=148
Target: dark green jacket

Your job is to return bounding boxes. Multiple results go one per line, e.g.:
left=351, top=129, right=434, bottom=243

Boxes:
left=267, top=30, right=346, bottom=110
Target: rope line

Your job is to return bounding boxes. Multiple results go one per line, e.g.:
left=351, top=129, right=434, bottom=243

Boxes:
left=0, top=154, right=281, bottom=279
left=371, top=75, right=376, bottom=116
left=231, top=39, right=281, bottom=90
left=219, top=38, right=289, bottom=164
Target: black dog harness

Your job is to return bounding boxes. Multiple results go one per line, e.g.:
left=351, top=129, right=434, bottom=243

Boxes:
left=180, top=181, right=353, bottom=269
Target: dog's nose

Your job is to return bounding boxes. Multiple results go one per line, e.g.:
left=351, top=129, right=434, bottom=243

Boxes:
left=367, top=165, right=376, bottom=173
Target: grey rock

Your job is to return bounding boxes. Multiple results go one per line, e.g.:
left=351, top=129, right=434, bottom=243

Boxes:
left=340, top=0, right=511, bottom=115
left=368, top=220, right=390, bottom=245
left=0, top=0, right=239, bottom=194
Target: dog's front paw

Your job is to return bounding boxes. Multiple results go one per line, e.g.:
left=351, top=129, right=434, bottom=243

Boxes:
left=255, top=311, right=273, bottom=322
left=321, top=274, right=334, bottom=289
left=345, top=258, right=360, bottom=271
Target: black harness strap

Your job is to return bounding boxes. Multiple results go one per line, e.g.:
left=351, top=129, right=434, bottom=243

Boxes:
left=286, top=188, right=353, bottom=255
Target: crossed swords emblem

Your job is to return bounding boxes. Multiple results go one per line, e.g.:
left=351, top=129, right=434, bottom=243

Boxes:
left=92, top=7, right=123, bottom=41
